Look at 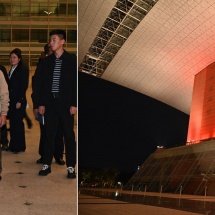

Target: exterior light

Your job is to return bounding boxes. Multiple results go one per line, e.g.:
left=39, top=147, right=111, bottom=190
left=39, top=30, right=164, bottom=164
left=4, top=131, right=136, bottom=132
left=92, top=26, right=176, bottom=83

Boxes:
left=43, top=11, right=54, bottom=15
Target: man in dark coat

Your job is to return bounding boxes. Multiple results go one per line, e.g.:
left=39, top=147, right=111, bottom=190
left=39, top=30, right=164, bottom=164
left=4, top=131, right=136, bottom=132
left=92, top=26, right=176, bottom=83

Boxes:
left=38, top=30, right=77, bottom=178
left=31, top=43, right=65, bottom=166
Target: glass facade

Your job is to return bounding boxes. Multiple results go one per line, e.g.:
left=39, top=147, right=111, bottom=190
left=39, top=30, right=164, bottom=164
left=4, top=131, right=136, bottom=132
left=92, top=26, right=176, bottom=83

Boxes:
left=0, top=0, right=77, bottom=70
left=125, top=140, right=215, bottom=196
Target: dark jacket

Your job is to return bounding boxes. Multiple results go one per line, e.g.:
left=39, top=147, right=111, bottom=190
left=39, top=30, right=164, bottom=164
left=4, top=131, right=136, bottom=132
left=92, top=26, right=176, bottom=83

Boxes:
left=38, top=51, right=77, bottom=113
left=31, top=61, right=42, bottom=109
left=8, top=63, right=29, bottom=106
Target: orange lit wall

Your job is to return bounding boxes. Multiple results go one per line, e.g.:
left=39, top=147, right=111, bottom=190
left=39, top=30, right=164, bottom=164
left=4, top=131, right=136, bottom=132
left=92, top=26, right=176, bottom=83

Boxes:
left=187, top=62, right=215, bottom=145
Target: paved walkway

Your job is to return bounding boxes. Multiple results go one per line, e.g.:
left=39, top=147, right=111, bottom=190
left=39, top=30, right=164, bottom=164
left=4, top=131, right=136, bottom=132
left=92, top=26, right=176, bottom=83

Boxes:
left=79, top=194, right=202, bottom=215
left=0, top=84, right=77, bottom=215
left=79, top=188, right=215, bottom=215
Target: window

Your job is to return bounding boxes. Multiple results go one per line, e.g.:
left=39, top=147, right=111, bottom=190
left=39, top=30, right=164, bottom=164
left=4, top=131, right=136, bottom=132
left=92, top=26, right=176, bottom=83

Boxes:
left=0, top=30, right=10, bottom=42
left=31, top=29, right=47, bottom=43
left=67, top=30, right=77, bottom=43
left=68, top=4, right=77, bottom=16
left=0, top=3, right=11, bottom=16
left=12, top=3, right=29, bottom=17
left=12, top=29, right=29, bottom=42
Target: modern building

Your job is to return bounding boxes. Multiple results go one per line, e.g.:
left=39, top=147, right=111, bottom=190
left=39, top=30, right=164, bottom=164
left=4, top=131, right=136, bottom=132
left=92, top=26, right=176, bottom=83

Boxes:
left=125, top=139, right=215, bottom=196
left=187, top=62, right=215, bottom=144
left=79, top=0, right=215, bottom=197
left=79, top=0, right=215, bottom=115
left=0, top=0, right=77, bottom=70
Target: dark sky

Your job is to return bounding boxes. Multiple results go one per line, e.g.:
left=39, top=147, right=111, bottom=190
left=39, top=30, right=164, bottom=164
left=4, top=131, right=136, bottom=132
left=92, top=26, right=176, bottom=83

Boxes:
left=78, top=72, right=189, bottom=172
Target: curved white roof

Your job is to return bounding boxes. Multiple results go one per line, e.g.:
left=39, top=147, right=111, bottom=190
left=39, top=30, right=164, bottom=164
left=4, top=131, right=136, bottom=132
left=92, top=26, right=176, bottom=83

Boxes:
left=78, top=0, right=215, bottom=114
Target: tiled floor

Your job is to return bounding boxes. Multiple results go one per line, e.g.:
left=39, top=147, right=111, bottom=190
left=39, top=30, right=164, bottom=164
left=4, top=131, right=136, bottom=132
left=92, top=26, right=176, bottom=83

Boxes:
left=0, top=85, right=77, bottom=215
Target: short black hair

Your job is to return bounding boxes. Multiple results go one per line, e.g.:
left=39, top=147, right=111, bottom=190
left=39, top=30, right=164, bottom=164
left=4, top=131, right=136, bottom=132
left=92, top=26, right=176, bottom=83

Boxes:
left=49, top=29, right=66, bottom=41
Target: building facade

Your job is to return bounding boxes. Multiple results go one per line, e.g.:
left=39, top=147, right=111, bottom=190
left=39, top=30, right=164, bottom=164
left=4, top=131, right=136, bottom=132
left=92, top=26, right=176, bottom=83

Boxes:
left=187, top=61, right=215, bottom=144
left=125, top=140, right=215, bottom=196
left=0, top=0, right=77, bottom=70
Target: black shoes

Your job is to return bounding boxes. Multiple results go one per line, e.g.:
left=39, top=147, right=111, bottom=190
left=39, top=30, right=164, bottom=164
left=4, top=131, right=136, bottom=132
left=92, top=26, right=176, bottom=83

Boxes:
left=39, top=165, right=51, bottom=176
left=55, top=158, right=65, bottom=166
left=67, top=167, right=76, bottom=179
left=36, top=158, right=43, bottom=164
left=13, top=151, right=20, bottom=154
left=38, top=165, right=75, bottom=178
left=7, top=149, right=25, bottom=153
left=1, top=145, right=9, bottom=151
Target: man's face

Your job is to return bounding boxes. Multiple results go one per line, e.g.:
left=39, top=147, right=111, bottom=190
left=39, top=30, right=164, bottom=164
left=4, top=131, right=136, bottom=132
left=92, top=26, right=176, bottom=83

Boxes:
left=50, top=34, right=65, bottom=52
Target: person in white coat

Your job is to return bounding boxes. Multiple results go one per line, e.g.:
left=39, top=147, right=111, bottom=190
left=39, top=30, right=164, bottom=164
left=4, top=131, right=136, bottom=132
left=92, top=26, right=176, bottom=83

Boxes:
left=0, top=70, right=9, bottom=179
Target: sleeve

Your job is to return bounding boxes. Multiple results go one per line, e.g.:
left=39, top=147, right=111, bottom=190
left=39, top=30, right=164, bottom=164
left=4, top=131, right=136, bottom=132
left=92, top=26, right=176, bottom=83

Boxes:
left=31, top=62, right=42, bottom=109
left=0, top=72, right=9, bottom=115
left=71, top=54, right=77, bottom=107
left=37, top=59, right=46, bottom=107
left=0, top=66, right=9, bottom=85
left=17, top=65, right=29, bottom=103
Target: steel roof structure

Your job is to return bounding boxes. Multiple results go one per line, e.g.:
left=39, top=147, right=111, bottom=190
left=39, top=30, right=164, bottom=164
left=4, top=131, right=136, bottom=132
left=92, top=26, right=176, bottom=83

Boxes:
left=78, top=0, right=215, bottom=114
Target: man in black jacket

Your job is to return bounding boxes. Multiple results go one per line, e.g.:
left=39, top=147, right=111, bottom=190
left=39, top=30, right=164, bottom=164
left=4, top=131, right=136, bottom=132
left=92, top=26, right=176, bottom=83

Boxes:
left=38, top=30, right=77, bottom=178
left=31, top=43, right=65, bottom=166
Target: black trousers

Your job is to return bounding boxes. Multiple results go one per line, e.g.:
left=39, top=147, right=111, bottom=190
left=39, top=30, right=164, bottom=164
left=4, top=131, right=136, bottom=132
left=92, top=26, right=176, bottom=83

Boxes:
left=39, top=123, right=64, bottom=160
left=43, top=97, right=76, bottom=167
left=0, top=124, right=8, bottom=146
left=8, top=104, right=26, bottom=151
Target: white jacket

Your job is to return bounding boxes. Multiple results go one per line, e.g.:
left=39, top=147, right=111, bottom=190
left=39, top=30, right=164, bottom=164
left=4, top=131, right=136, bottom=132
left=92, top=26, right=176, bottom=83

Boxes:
left=0, top=71, right=9, bottom=115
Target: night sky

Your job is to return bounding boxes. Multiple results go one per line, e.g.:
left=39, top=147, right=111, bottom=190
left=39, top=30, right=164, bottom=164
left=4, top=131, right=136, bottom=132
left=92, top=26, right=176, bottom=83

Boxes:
left=78, top=72, right=189, bottom=172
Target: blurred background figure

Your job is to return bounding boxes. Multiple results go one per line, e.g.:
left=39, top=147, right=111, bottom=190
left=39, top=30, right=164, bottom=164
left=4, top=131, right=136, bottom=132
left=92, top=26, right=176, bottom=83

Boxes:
left=38, top=51, right=45, bottom=63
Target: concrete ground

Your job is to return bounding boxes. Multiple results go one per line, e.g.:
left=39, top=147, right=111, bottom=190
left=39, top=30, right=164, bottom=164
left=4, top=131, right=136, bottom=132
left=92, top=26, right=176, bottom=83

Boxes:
left=78, top=194, right=202, bottom=215
left=0, top=84, right=77, bottom=215
left=78, top=188, right=215, bottom=215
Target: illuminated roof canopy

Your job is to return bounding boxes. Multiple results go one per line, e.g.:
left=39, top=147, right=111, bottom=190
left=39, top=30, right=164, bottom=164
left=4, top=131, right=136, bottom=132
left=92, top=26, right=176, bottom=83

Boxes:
left=79, top=0, right=215, bottom=114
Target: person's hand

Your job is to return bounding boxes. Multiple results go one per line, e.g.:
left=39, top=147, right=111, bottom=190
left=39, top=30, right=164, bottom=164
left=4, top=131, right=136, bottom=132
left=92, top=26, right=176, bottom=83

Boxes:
left=16, top=102, right=21, bottom=109
left=70, top=106, right=77, bottom=115
left=0, top=115, right=6, bottom=127
left=38, top=106, right=45, bottom=115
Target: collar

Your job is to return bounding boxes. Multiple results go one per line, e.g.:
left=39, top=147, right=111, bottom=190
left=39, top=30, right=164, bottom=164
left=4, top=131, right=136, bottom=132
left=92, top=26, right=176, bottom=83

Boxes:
left=54, top=50, right=66, bottom=60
